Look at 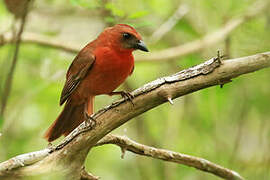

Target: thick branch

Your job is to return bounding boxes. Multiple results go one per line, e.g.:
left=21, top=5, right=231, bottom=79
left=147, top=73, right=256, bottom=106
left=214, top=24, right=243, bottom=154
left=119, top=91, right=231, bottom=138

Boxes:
left=96, top=135, right=243, bottom=180
left=0, top=52, right=269, bottom=179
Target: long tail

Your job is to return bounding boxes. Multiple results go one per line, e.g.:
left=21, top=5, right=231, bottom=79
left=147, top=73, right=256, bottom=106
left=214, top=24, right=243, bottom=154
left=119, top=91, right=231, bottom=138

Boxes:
left=44, top=97, right=94, bottom=142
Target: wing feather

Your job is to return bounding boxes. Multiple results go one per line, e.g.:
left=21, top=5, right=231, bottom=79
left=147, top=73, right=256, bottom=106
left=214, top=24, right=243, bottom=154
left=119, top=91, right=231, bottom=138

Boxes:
left=59, top=51, right=95, bottom=105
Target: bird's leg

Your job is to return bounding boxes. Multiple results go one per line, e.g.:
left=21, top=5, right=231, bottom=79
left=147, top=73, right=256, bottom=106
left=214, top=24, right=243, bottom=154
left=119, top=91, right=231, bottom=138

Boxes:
left=84, top=103, right=96, bottom=128
left=109, top=91, right=134, bottom=106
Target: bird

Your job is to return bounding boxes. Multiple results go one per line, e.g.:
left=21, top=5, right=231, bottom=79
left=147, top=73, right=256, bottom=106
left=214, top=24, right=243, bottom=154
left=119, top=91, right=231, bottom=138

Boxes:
left=44, top=24, right=148, bottom=142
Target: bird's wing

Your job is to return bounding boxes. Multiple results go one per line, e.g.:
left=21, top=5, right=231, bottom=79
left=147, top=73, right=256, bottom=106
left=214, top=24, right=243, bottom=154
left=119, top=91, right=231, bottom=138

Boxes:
left=60, top=50, right=95, bottom=106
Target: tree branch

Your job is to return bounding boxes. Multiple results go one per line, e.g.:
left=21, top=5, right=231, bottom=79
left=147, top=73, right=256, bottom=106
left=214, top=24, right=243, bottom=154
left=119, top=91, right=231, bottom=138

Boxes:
left=96, top=135, right=243, bottom=180
left=0, top=31, right=80, bottom=54
left=0, top=51, right=269, bottom=179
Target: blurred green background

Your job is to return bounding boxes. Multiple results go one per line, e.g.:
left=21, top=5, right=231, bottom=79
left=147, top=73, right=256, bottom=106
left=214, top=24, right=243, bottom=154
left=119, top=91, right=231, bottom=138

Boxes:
left=0, top=0, right=270, bottom=179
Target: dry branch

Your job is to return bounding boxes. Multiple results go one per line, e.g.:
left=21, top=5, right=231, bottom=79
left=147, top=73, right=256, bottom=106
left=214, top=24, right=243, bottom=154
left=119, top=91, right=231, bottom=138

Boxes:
left=96, top=135, right=243, bottom=180
left=0, top=51, right=270, bottom=179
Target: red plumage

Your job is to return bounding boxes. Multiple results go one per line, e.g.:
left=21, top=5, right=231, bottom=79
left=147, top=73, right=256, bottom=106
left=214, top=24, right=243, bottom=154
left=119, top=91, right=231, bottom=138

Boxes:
left=44, top=24, right=148, bottom=142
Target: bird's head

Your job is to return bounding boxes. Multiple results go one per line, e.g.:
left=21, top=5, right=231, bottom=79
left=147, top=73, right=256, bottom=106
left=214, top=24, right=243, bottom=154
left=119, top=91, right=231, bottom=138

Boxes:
left=101, top=24, right=149, bottom=53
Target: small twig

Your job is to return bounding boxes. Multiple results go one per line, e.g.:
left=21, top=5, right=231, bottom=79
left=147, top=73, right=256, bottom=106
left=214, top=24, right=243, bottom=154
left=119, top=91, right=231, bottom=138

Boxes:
left=80, top=167, right=99, bottom=180
left=0, top=0, right=31, bottom=116
left=120, top=146, right=126, bottom=159
left=167, top=97, right=174, bottom=105
left=96, top=135, right=244, bottom=180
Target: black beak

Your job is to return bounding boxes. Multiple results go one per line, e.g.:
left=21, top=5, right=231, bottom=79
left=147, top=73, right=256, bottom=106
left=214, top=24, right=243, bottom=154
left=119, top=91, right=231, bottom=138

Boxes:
left=136, top=40, right=149, bottom=52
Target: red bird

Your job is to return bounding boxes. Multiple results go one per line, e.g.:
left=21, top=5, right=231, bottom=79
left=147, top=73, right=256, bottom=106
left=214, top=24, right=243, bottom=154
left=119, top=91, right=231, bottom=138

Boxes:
left=44, top=24, right=148, bottom=142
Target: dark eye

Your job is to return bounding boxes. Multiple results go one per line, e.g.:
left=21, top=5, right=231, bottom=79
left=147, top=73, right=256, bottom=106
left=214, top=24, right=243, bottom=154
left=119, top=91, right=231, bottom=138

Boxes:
left=123, top=33, right=132, bottom=40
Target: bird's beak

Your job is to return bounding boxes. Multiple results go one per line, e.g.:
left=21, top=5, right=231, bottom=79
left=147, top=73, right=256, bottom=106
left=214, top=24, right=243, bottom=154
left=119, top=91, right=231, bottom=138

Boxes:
left=136, top=40, right=149, bottom=52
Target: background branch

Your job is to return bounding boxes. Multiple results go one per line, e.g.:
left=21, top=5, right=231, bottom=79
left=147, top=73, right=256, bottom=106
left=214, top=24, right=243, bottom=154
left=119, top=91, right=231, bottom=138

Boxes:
left=135, top=0, right=268, bottom=62
left=0, top=0, right=31, bottom=116
left=96, top=135, right=243, bottom=180
left=0, top=1, right=267, bottom=62
left=0, top=51, right=269, bottom=179
left=149, top=4, right=189, bottom=43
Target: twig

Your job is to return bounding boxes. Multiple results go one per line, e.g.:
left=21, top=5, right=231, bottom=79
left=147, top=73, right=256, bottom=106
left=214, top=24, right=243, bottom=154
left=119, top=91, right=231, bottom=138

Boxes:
left=0, top=0, right=31, bottom=116
left=96, top=135, right=243, bottom=180
left=149, top=4, right=189, bottom=43
left=80, top=168, right=99, bottom=180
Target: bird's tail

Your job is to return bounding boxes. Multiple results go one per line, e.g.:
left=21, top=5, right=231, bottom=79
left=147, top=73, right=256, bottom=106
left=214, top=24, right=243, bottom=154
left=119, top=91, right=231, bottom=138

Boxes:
left=44, top=97, right=94, bottom=142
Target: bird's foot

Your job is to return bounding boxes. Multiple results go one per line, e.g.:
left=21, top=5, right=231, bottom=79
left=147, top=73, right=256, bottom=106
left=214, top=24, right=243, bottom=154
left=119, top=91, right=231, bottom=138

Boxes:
left=110, top=91, right=134, bottom=106
left=84, top=111, right=96, bottom=129
left=47, top=142, right=53, bottom=148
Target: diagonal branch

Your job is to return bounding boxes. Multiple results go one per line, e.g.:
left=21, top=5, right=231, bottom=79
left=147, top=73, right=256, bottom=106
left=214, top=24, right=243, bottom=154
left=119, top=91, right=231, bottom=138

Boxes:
left=0, top=52, right=269, bottom=179
left=96, top=134, right=243, bottom=180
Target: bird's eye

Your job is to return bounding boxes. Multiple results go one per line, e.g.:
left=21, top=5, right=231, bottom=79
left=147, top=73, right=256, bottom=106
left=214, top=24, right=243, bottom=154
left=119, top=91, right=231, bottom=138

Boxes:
left=123, top=33, right=132, bottom=39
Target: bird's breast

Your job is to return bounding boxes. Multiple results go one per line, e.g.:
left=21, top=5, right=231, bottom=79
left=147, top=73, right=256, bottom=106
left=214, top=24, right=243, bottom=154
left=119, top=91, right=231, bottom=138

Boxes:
left=79, top=47, right=134, bottom=96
